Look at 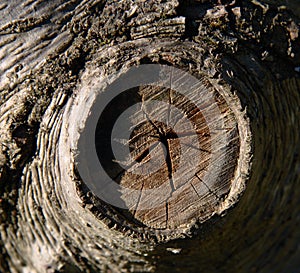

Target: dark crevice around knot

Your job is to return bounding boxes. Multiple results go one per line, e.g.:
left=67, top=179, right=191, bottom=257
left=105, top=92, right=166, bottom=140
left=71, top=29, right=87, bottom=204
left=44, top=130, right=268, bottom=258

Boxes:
left=176, top=0, right=212, bottom=40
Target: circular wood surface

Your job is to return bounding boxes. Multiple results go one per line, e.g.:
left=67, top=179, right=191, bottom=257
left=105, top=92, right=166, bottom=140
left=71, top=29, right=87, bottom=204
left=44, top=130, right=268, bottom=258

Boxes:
left=94, top=84, right=240, bottom=230
left=72, top=59, right=251, bottom=239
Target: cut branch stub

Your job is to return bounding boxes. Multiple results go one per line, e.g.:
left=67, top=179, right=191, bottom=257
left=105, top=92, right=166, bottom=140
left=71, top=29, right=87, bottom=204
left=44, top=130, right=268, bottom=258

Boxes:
left=67, top=59, right=252, bottom=241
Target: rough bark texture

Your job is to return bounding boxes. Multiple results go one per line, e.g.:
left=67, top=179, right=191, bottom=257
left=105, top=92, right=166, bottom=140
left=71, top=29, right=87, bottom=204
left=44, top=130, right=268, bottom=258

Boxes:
left=0, top=0, right=299, bottom=272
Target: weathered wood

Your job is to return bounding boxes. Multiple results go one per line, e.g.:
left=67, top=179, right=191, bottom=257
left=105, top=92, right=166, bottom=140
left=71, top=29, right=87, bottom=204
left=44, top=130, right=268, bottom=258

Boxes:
left=91, top=82, right=243, bottom=231
left=0, top=0, right=300, bottom=272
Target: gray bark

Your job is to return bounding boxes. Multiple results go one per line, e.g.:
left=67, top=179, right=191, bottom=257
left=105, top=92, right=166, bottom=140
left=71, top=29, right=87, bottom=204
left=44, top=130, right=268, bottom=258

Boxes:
left=0, top=0, right=300, bottom=272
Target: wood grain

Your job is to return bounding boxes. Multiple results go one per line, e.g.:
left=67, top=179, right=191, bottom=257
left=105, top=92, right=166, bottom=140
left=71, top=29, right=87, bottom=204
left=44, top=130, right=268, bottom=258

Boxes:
left=103, top=84, right=240, bottom=230
left=0, top=0, right=299, bottom=272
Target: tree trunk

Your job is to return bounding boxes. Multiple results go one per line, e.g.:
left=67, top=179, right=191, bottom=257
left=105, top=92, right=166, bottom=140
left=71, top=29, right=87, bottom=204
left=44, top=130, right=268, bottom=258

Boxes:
left=0, top=0, right=299, bottom=272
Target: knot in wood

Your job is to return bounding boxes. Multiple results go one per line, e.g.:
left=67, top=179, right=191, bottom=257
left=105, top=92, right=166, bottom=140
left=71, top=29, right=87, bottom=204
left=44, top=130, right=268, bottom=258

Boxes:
left=70, top=63, right=252, bottom=241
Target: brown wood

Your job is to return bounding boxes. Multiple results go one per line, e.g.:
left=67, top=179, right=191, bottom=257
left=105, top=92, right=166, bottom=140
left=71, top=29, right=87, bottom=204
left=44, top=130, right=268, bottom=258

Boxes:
left=0, top=0, right=300, bottom=272
left=105, top=84, right=241, bottom=230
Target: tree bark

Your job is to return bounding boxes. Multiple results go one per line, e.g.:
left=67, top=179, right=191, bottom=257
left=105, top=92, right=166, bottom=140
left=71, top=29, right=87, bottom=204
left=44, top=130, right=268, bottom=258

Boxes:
left=0, top=0, right=299, bottom=272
